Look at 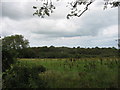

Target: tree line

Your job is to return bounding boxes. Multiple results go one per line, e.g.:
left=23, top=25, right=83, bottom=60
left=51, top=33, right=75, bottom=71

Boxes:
left=18, top=46, right=118, bottom=58
left=2, top=34, right=118, bottom=71
left=2, top=34, right=118, bottom=60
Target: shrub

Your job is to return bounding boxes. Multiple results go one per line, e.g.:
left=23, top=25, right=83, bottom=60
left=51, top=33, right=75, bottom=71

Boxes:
left=2, top=50, right=17, bottom=72
left=2, top=62, right=48, bottom=88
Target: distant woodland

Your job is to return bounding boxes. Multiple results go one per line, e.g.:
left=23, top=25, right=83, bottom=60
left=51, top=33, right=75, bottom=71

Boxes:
left=2, top=35, right=118, bottom=59
left=18, top=46, right=118, bottom=58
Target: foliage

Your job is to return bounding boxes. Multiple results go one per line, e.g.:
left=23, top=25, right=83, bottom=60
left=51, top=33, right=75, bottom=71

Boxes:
left=2, top=35, right=29, bottom=51
left=2, top=62, right=47, bottom=88
left=18, top=58, right=119, bottom=88
left=33, top=0, right=120, bottom=19
left=33, top=0, right=55, bottom=18
left=1, top=34, right=119, bottom=88
left=2, top=50, right=16, bottom=72
left=2, top=35, right=29, bottom=72
left=18, top=46, right=118, bottom=58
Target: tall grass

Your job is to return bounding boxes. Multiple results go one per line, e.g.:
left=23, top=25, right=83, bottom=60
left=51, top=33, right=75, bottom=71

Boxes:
left=18, top=57, right=119, bottom=88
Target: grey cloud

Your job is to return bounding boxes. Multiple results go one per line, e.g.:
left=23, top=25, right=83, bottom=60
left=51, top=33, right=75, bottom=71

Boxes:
left=32, top=8, right=118, bottom=38
left=75, top=8, right=118, bottom=36
left=29, top=34, right=118, bottom=48
left=1, top=1, right=118, bottom=48
left=2, top=2, right=36, bottom=20
left=1, top=1, right=68, bottom=20
left=1, top=6, right=118, bottom=38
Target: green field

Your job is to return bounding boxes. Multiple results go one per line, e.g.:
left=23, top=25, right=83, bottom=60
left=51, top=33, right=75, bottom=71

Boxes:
left=17, top=57, right=119, bottom=88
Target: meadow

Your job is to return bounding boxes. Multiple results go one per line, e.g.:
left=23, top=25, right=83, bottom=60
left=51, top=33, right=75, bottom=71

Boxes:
left=18, top=57, right=119, bottom=88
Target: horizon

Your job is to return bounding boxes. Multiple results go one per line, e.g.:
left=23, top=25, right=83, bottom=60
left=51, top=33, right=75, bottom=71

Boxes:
left=1, top=34, right=119, bottom=49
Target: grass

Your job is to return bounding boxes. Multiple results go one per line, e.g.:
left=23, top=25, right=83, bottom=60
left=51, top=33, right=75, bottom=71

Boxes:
left=18, top=57, right=119, bottom=88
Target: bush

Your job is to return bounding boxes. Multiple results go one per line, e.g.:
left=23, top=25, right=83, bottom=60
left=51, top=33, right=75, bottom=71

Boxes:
left=2, top=62, right=48, bottom=88
left=2, top=50, right=17, bottom=72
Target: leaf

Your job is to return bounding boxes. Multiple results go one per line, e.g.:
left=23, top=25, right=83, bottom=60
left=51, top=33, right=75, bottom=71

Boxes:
left=45, top=9, right=50, bottom=16
left=33, top=6, right=37, bottom=9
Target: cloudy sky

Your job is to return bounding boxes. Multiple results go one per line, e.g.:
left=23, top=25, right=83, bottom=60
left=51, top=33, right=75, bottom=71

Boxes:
left=0, top=0, right=118, bottom=48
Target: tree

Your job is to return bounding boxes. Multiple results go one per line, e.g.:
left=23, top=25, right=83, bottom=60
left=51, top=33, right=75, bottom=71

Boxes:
left=33, top=0, right=120, bottom=19
left=2, top=35, right=29, bottom=72
left=2, top=35, right=29, bottom=51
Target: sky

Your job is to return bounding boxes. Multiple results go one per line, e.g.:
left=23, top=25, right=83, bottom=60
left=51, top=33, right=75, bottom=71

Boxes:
left=0, top=0, right=119, bottom=48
